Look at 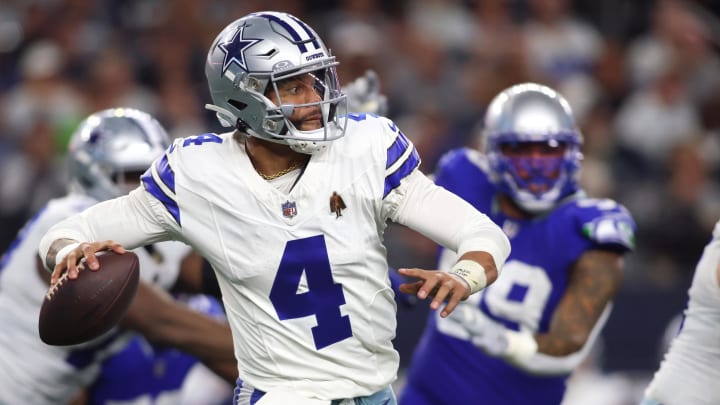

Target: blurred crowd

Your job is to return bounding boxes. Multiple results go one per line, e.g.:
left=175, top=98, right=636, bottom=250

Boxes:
left=1, top=0, right=719, bottom=383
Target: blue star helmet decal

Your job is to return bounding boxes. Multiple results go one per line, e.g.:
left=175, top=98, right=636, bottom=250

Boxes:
left=218, top=24, right=261, bottom=76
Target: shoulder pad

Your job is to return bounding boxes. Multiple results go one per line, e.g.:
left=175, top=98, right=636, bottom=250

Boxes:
left=569, top=198, right=636, bottom=252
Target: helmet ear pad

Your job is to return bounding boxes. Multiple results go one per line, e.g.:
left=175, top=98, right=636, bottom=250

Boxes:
left=483, top=83, right=583, bottom=213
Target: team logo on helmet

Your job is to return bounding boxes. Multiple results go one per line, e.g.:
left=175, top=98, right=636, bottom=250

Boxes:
left=218, top=24, right=261, bottom=76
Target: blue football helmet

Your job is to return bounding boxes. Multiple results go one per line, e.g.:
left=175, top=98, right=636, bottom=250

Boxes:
left=67, top=108, right=170, bottom=201
left=482, top=83, right=583, bottom=213
left=205, top=11, right=348, bottom=154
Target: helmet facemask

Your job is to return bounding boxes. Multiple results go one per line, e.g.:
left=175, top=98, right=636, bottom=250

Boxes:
left=259, top=64, right=348, bottom=153
left=487, top=136, right=582, bottom=213
left=482, top=83, right=584, bottom=214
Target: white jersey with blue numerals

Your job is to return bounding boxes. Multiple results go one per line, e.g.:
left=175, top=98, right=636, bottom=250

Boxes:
left=39, top=113, right=510, bottom=401
left=0, top=193, right=188, bottom=405
left=644, top=220, right=720, bottom=405
left=401, top=148, right=636, bottom=405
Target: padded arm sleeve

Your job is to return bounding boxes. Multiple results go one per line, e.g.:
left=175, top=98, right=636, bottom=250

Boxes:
left=39, top=187, right=177, bottom=268
left=390, top=170, right=510, bottom=270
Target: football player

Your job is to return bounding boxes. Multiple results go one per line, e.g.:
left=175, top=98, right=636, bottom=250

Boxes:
left=399, top=83, right=636, bottom=405
left=0, top=108, right=235, bottom=404
left=642, top=218, right=720, bottom=405
left=38, top=11, right=510, bottom=405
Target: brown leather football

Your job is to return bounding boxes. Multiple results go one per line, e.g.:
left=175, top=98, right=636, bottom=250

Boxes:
left=38, top=250, right=140, bottom=346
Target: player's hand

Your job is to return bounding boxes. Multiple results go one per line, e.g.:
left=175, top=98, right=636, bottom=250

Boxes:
left=398, top=268, right=471, bottom=317
left=342, top=70, right=388, bottom=115
left=51, top=241, right=126, bottom=285
left=448, top=304, right=537, bottom=362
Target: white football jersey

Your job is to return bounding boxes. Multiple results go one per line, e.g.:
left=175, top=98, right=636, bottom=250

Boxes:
left=644, top=220, right=720, bottom=405
left=146, top=115, right=415, bottom=399
left=0, top=193, right=189, bottom=404
left=39, top=113, right=510, bottom=400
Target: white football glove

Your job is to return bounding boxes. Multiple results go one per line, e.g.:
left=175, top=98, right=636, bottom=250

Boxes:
left=449, top=304, right=538, bottom=363
left=342, top=70, right=388, bottom=116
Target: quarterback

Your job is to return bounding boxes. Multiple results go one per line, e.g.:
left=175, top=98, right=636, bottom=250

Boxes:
left=38, top=11, right=510, bottom=405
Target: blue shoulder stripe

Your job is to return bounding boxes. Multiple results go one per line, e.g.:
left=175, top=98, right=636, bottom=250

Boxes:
left=141, top=155, right=181, bottom=226
left=386, top=132, right=411, bottom=169
left=154, top=154, right=176, bottom=191
left=384, top=147, right=420, bottom=198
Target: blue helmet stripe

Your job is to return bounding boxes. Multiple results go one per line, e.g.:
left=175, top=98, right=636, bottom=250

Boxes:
left=386, top=132, right=411, bottom=169
left=141, top=158, right=181, bottom=226
left=383, top=147, right=420, bottom=198
left=286, top=14, right=321, bottom=50
left=256, top=13, right=309, bottom=53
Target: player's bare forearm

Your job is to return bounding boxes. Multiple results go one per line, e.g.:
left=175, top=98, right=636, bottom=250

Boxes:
left=202, top=359, right=239, bottom=384
left=536, top=250, right=623, bottom=356
left=122, top=281, right=234, bottom=361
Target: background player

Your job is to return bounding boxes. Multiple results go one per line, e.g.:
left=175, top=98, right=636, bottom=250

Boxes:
left=641, top=217, right=720, bottom=405
left=0, top=108, right=235, bottom=404
left=77, top=293, right=233, bottom=405
left=38, top=11, right=510, bottom=404
left=400, top=83, right=636, bottom=405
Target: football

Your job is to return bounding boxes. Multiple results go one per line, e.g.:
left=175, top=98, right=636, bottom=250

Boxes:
left=38, top=250, right=140, bottom=346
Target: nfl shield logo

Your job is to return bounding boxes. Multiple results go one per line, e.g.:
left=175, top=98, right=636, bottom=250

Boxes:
left=282, top=200, right=297, bottom=218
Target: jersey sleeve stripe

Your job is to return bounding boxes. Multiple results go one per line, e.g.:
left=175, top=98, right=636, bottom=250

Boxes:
left=383, top=147, right=420, bottom=198
left=386, top=132, right=411, bottom=169
left=154, top=154, right=176, bottom=191
left=141, top=157, right=181, bottom=226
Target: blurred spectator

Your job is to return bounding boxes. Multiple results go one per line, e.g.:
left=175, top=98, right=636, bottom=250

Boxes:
left=522, top=0, right=604, bottom=88
left=636, top=141, right=720, bottom=284
left=85, top=46, right=159, bottom=115
left=627, top=0, right=720, bottom=104
left=0, top=118, right=67, bottom=251
left=613, top=62, right=700, bottom=178
left=3, top=40, right=88, bottom=148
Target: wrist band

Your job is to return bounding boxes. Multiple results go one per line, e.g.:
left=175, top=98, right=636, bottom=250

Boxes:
left=53, top=242, right=80, bottom=271
left=448, top=259, right=487, bottom=294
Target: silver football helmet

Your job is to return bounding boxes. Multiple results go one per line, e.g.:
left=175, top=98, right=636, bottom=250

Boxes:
left=482, top=83, right=583, bottom=213
left=205, top=11, right=348, bottom=154
left=67, top=108, right=170, bottom=201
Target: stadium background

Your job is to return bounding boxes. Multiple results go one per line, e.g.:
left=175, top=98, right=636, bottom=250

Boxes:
left=0, top=0, right=718, bottom=402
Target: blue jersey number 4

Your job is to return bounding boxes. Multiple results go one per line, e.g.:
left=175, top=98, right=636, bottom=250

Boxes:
left=269, top=235, right=352, bottom=350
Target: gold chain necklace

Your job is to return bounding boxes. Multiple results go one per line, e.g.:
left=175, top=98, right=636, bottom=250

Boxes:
left=257, top=160, right=305, bottom=180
